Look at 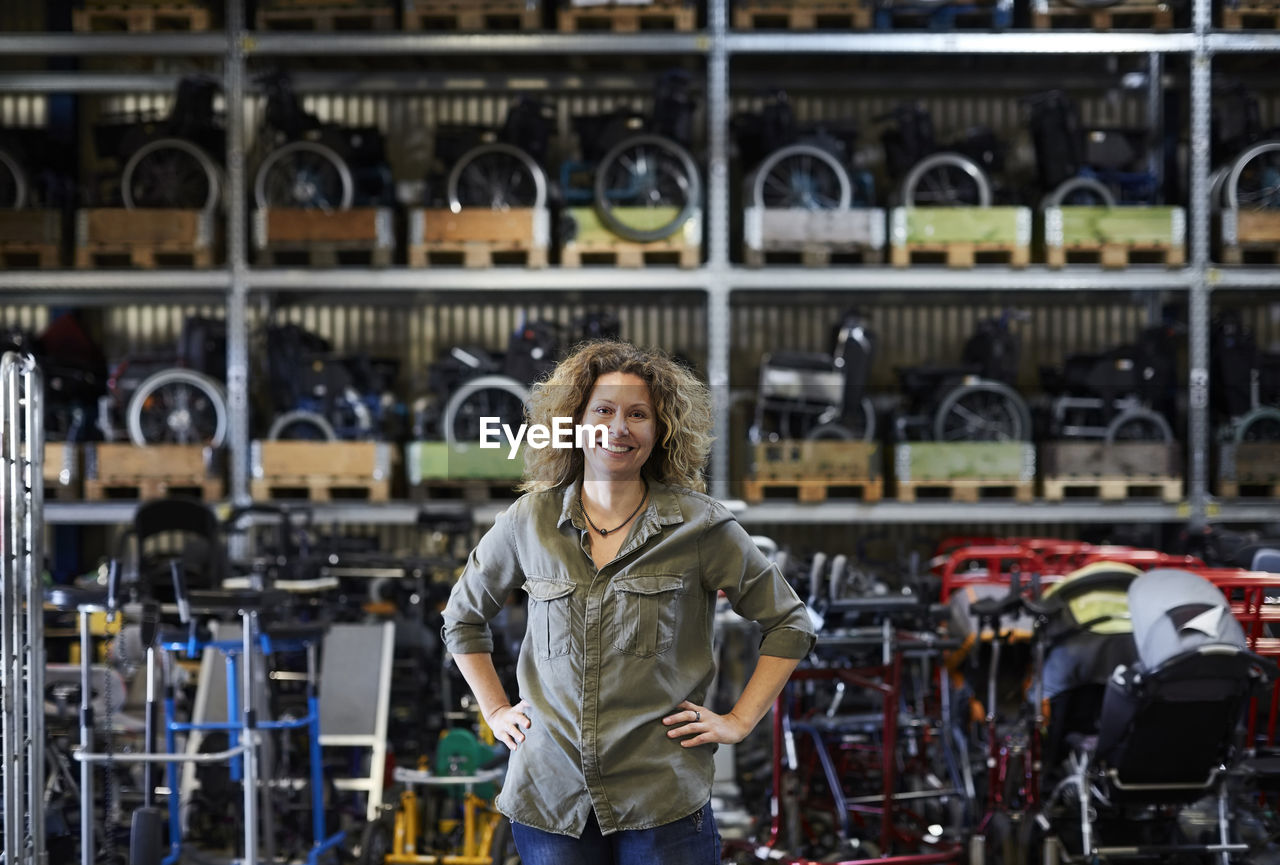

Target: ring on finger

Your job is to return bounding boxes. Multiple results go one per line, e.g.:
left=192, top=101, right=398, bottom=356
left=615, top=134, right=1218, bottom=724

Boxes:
left=694, top=710, right=701, bottom=723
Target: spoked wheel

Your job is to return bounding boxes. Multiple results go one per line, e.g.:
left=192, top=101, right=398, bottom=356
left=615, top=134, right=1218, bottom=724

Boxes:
left=750, top=144, right=852, bottom=211
left=1103, top=406, right=1173, bottom=444
left=1226, top=140, right=1280, bottom=211
left=126, top=368, right=228, bottom=447
left=1209, top=164, right=1232, bottom=212
left=122, top=137, right=221, bottom=215
left=267, top=409, right=338, bottom=441
left=442, top=375, right=531, bottom=445
left=593, top=133, right=701, bottom=243
left=806, top=397, right=877, bottom=442
left=901, top=152, right=993, bottom=207
left=356, top=814, right=394, bottom=865
left=254, top=140, right=354, bottom=210
left=932, top=381, right=1032, bottom=442
left=447, top=142, right=547, bottom=212
left=1042, top=176, right=1117, bottom=208
left=1234, top=407, right=1280, bottom=443
left=488, top=815, right=520, bottom=865
left=0, top=146, right=29, bottom=209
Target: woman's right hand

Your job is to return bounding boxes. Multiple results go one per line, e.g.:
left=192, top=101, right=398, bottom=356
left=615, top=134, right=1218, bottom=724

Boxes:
left=486, top=699, right=532, bottom=750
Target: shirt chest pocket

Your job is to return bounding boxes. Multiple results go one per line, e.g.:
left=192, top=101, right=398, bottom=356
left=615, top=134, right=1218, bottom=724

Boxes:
left=522, top=577, right=575, bottom=660
left=611, top=574, right=684, bottom=658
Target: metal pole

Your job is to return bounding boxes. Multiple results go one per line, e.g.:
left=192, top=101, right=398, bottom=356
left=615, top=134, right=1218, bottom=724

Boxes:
left=25, top=359, right=46, bottom=865
left=225, top=0, right=251, bottom=532
left=2, top=353, right=21, bottom=865
left=1187, top=3, right=1212, bottom=528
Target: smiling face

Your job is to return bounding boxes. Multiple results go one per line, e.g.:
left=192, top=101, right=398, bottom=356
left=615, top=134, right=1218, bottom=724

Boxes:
left=578, top=371, right=658, bottom=484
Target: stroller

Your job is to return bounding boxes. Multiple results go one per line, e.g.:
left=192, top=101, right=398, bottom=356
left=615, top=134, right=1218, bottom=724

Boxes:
left=1037, top=568, right=1275, bottom=865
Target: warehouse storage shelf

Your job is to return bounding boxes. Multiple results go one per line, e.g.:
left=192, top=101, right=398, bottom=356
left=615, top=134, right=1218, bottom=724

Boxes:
left=1207, top=268, right=1280, bottom=289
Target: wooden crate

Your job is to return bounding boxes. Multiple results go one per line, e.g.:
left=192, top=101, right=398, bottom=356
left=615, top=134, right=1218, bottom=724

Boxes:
left=1221, top=210, right=1280, bottom=265
left=73, top=2, right=212, bottom=31
left=75, top=208, right=217, bottom=269
left=732, top=0, right=873, bottom=29
left=1043, top=205, right=1185, bottom=269
left=0, top=210, right=61, bottom=268
left=255, top=2, right=396, bottom=29
left=558, top=1, right=696, bottom=31
left=561, top=206, right=701, bottom=268
left=1040, top=441, right=1183, bottom=502
left=83, top=443, right=223, bottom=501
left=404, top=0, right=542, bottom=29
left=253, top=207, right=395, bottom=267
left=407, top=207, right=549, bottom=268
left=43, top=442, right=80, bottom=500
left=743, top=440, right=883, bottom=503
left=251, top=440, right=393, bottom=501
left=1218, top=442, right=1280, bottom=497
left=893, top=442, right=1035, bottom=502
left=1222, top=0, right=1280, bottom=28
left=889, top=207, right=1031, bottom=268
left=742, top=207, right=886, bottom=266
left=1030, top=0, right=1172, bottom=28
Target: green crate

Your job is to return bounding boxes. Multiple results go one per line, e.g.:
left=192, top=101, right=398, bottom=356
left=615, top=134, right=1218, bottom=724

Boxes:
left=406, top=441, right=526, bottom=483
left=891, top=207, right=1032, bottom=246
left=893, top=442, right=1035, bottom=482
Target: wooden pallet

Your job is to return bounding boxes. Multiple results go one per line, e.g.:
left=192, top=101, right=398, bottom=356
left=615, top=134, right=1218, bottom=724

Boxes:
left=1046, top=242, right=1184, bottom=269
left=0, top=210, right=62, bottom=268
left=744, top=245, right=884, bottom=266
left=1222, top=1, right=1280, bottom=27
left=1219, top=480, right=1280, bottom=499
left=897, top=478, right=1034, bottom=503
left=743, top=207, right=885, bottom=266
left=742, top=477, right=884, bottom=504
left=83, top=443, right=223, bottom=502
left=409, top=479, right=520, bottom=502
left=405, top=0, right=542, bottom=29
left=561, top=239, right=699, bottom=268
left=76, top=208, right=216, bottom=269
left=1221, top=211, right=1280, bottom=265
left=732, top=1, right=873, bottom=29
left=42, top=443, right=80, bottom=500
left=254, top=207, right=394, bottom=267
left=256, top=4, right=396, bottom=30
left=252, top=440, right=393, bottom=502
left=1030, top=1, right=1173, bottom=29
left=73, top=3, right=211, bottom=31
left=1041, top=476, right=1182, bottom=502
left=408, top=207, right=549, bottom=268
left=558, top=2, right=696, bottom=31
left=890, top=242, right=1030, bottom=268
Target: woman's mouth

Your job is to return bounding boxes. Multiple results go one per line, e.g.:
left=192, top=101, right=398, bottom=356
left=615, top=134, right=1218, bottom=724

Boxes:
left=604, top=443, right=634, bottom=454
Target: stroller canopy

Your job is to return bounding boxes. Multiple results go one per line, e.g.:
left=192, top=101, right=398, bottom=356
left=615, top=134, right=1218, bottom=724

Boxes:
left=1128, top=568, right=1245, bottom=671
left=1039, top=561, right=1139, bottom=700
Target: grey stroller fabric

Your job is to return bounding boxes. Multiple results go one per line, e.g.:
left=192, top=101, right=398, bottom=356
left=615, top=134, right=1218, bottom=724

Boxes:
left=1127, top=568, right=1245, bottom=671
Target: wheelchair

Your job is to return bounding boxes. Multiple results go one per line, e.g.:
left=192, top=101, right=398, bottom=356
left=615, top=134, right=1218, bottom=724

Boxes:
left=561, top=69, right=702, bottom=243
left=878, top=103, right=1006, bottom=207
left=1038, top=322, right=1180, bottom=443
left=1211, top=310, right=1280, bottom=443
left=1034, top=568, right=1276, bottom=865
left=749, top=310, right=877, bottom=444
left=894, top=312, right=1032, bottom=443
left=429, top=96, right=553, bottom=214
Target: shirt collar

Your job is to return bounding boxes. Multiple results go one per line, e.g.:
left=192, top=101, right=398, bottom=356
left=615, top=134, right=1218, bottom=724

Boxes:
left=557, top=476, right=685, bottom=532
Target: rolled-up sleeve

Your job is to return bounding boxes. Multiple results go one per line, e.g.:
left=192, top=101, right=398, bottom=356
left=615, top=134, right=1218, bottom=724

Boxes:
left=441, top=504, right=525, bottom=655
left=699, top=504, right=816, bottom=659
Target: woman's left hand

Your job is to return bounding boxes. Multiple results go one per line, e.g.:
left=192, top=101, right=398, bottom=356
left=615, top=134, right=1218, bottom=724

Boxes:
left=662, top=700, right=751, bottom=747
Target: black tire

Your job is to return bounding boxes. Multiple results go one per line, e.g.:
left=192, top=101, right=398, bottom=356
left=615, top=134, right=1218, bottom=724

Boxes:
left=489, top=816, right=521, bottom=865
left=357, top=816, right=394, bottom=865
left=593, top=133, right=701, bottom=243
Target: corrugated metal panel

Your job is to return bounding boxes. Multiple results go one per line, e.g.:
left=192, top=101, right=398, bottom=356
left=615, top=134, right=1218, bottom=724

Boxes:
left=103, top=303, right=225, bottom=357
left=1219, top=295, right=1280, bottom=354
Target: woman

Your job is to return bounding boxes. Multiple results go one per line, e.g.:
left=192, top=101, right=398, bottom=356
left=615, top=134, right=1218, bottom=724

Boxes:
left=441, top=340, right=816, bottom=865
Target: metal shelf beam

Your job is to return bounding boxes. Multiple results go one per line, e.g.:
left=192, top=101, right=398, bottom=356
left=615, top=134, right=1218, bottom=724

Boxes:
left=728, top=266, right=1193, bottom=291
left=246, top=32, right=708, bottom=56
left=728, top=32, right=1197, bottom=54
left=1207, top=268, right=1280, bottom=290
left=0, top=32, right=226, bottom=56
left=0, top=271, right=231, bottom=291
left=246, top=267, right=713, bottom=292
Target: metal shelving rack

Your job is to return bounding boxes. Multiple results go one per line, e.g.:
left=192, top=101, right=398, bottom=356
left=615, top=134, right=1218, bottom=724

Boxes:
left=2, top=0, right=1278, bottom=528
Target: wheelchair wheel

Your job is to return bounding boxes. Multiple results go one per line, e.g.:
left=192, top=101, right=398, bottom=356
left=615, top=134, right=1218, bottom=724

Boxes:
left=900, top=152, right=992, bottom=207
left=254, top=140, right=354, bottom=210
left=356, top=814, right=394, bottom=865
left=267, top=409, right=338, bottom=441
left=0, top=146, right=28, bottom=209
left=447, top=142, right=547, bottom=212
left=1226, top=139, right=1280, bottom=210
left=1042, top=176, right=1116, bottom=208
left=1209, top=164, right=1232, bottom=212
left=126, top=368, right=228, bottom=447
left=1234, top=406, right=1280, bottom=443
left=122, top=137, right=221, bottom=215
left=488, top=816, right=520, bottom=865
left=932, top=381, right=1032, bottom=442
left=806, top=396, right=876, bottom=442
left=593, top=133, right=701, bottom=243
left=750, top=143, right=852, bottom=211
left=442, top=374, right=531, bottom=445
left=1103, top=406, right=1173, bottom=444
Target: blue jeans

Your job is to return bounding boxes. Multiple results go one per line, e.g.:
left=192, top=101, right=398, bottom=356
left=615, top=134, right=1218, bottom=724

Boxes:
left=511, top=801, right=721, bottom=865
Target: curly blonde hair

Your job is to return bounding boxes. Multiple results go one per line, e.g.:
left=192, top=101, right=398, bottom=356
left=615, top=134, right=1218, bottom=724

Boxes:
left=519, top=340, right=712, bottom=494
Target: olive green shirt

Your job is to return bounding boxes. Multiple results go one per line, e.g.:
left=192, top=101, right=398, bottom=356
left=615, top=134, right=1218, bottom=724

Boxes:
left=441, top=478, right=816, bottom=837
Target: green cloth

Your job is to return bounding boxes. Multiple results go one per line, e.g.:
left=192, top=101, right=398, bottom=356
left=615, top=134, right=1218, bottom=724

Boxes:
left=442, top=478, right=816, bottom=837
